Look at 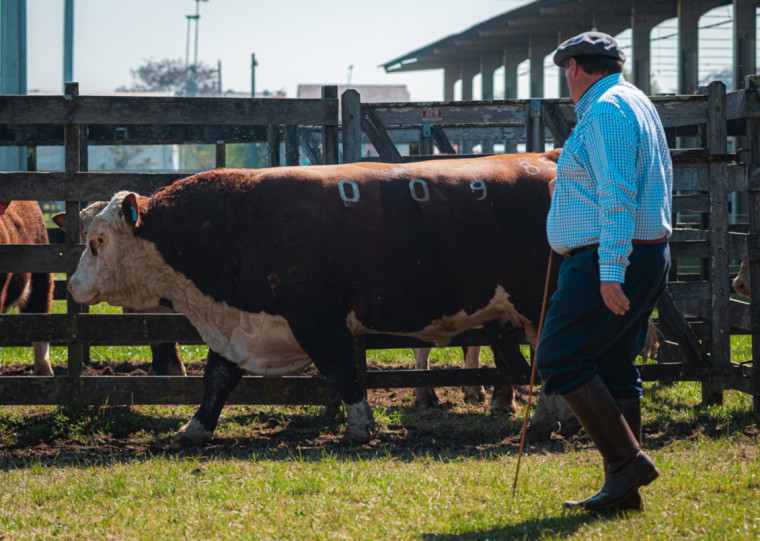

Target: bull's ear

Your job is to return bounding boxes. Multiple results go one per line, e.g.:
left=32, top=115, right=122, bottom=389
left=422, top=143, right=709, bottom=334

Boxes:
left=121, top=193, right=141, bottom=229
left=51, top=212, right=66, bottom=231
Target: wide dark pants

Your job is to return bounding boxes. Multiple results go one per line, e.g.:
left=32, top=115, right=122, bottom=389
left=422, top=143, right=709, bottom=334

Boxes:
left=536, top=243, right=670, bottom=399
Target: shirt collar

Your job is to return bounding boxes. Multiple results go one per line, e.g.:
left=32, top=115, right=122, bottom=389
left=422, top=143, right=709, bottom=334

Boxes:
left=574, top=73, right=625, bottom=120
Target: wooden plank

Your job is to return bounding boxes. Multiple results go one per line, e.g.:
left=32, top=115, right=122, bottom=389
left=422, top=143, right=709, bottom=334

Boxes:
left=321, top=86, right=339, bottom=164
left=0, top=95, right=338, bottom=126
left=0, top=244, right=82, bottom=273
left=0, top=172, right=186, bottom=201
left=430, top=125, right=456, bottom=154
left=667, top=281, right=710, bottom=301
left=341, top=89, right=362, bottom=164
left=285, top=125, right=299, bottom=166
left=360, top=105, right=404, bottom=163
left=543, top=100, right=574, bottom=146
left=368, top=101, right=530, bottom=126
left=673, top=193, right=709, bottom=214
left=0, top=124, right=269, bottom=146
left=267, top=125, right=281, bottom=167
left=0, top=314, right=201, bottom=344
left=655, top=288, right=711, bottom=368
left=299, top=130, right=323, bottom=165
left=0, top=375, right=339, bottom=406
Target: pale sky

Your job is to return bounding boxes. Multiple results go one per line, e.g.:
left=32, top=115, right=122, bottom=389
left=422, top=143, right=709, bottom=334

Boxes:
left=26, top=0, right=535, bottom=100
left=24, top=1, right=736, bottom=101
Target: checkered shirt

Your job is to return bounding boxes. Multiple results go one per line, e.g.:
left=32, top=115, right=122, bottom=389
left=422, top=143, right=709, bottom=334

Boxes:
left=546, top=73, right=673, bottom=283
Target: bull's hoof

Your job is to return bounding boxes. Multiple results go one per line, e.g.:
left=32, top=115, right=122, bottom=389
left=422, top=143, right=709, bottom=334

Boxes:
left=167, top=362, right=187, bottom=376
left=343, top=399, right=375, bottom=444
left=414, top=387, right=439, bottom=407
left=172, top=419, right=213, bottom=448
left=524, top=420, right=559, bottom=440
left=490, top=388, right=518, bottom=416
left=558, top=417, right=583, bottom=438
left=32, top=365, right=54, bottom=377
left=462, top=385, right=486, bottom=404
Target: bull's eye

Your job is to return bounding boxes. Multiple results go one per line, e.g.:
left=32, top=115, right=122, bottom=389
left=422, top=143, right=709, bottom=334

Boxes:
left=89, top=232, right=109, bottom=256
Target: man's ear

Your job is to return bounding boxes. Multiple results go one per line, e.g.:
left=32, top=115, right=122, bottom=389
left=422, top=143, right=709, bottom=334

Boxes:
left=121, top=193, right=142, bottom=229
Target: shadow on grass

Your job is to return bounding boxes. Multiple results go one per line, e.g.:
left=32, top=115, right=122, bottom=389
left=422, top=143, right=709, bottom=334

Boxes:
left=421, top=509, right=632, bottom=540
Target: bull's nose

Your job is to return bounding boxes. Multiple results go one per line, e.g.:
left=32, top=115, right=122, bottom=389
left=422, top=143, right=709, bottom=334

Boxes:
left=67, top=282, right=74, bottom=296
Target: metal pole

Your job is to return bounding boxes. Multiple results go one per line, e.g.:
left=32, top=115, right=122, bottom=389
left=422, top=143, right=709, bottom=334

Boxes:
left=184, top=16, right=192, bottom=95
left=251, top=53, right=257, bottom=97
left=193, top=0, right=200, bottom=96
left=63, top=0, right=74, bottom=86
left=0, top=0, right=27, bottom=171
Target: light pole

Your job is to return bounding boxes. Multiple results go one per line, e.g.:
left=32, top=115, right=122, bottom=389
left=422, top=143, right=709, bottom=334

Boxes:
left=183, top=0, right=208, bottom=96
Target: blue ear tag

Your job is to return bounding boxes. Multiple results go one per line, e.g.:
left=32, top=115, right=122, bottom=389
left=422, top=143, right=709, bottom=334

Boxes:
left=130, top=206, right=138, bottom=222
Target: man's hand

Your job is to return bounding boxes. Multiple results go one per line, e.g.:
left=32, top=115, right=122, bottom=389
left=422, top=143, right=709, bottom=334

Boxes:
left=601, top=281, right=629, bottom=315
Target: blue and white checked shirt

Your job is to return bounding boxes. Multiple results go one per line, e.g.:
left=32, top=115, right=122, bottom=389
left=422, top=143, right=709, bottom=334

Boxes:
left=547, top=73, right=673, bottom=283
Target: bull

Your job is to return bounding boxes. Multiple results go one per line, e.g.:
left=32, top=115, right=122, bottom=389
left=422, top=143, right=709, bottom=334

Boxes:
left=0, top=200, right=54, bottom=376
left=68, top=152, right=565, bottom=444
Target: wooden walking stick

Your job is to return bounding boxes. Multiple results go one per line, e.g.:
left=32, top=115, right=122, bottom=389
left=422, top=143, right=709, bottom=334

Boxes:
left=512, top=249, right=555, bottom=497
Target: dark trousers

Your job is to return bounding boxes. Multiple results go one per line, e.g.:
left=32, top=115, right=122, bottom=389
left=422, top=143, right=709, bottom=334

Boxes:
left=536, top=243, right=670, bottom=399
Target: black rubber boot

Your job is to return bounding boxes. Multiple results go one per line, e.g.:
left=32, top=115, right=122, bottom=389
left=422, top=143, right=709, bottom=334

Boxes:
left=561, top=375, right=659, bottom=511
left=615, top=397, right=644, bottom=511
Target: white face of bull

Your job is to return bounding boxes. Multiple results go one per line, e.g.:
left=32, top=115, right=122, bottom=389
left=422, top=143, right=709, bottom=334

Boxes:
left=68, top=191, right=164, bottom=310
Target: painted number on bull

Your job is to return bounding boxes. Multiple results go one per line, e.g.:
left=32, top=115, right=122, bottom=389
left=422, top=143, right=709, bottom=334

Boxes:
left=538, top=157, right=557, bottom=170
left=519, top=161, right=541, bottom=175
left=339, top=180, right=360, bottom=206
left=470, top=179, right=487, bottom=200
left=409, top=179, right=430, bottom=202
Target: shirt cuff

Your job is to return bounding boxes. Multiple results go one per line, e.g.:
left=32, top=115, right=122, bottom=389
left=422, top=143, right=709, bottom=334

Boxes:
left=599, top=263, right=626, bottom=284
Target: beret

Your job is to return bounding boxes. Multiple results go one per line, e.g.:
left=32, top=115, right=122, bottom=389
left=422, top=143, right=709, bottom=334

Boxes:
left=553, top=31, right=626, bottom=68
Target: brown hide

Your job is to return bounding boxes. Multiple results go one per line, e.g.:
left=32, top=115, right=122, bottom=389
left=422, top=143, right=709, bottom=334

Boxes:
left=135, top=151, right=561, bottom=338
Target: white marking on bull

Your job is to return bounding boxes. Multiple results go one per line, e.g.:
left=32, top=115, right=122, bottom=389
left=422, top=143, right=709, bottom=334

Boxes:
left=538, top=156, right=558, bottom=170
left=174, top=418, right=213, bottom=446
left=68, top=194, right=311, bottom=377
left=470, top=179, right=488, bottom=200
left=338, top=180, right=360, bottom=207
left=343, top=399, right=375, bottom=444
left=409, top=179, right=430, bottom=202
left=345, top=285, right=537, bottom=348
left=519, top=161, right=541, bottom=175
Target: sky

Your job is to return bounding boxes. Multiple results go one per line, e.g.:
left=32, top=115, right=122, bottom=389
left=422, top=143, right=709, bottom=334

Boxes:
left=26, top=0, right=535, bottom=101
left=24, top=0, right=736, bottom=101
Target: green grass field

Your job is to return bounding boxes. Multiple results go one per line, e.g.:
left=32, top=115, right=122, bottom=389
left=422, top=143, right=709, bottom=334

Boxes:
left=0, top=302, right=758, bottom=539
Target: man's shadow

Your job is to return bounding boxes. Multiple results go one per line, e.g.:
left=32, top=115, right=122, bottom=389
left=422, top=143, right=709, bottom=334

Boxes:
left=421, top=507, right=634, bottom=540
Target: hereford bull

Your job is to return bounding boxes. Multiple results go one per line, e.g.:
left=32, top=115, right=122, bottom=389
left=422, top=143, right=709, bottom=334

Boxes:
left=52, top=203, right=186, bottom=376
left=68, top=151, right=565, bottom=445
left=0, top=200, right=54, bottom=376
left=732, top=260, right=751, bottom=297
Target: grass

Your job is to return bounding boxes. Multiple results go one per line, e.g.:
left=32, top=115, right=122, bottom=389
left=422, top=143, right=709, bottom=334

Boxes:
left=1, top=301, right=759, bottom=538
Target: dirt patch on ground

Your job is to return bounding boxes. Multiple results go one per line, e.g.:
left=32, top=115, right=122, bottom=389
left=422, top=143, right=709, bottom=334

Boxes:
left=1, top=360, right=757, bottom=467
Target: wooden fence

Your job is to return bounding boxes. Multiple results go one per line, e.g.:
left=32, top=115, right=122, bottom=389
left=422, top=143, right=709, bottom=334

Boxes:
left=0, top=79, right=758, bottom=410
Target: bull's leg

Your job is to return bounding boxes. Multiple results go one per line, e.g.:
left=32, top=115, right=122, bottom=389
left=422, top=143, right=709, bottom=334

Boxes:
left=284, top=309, right=374, bottom=444
left=461, top=346, right=486, bottom=404
left=148, top=342, right=187, bottom=376
left=490, top=385, right=518, bottom=416
left=413, top=347, right=438, bottom=407
left=26, top=272, right=53, bottom=376
left=174, top=350, right=243, bottom=446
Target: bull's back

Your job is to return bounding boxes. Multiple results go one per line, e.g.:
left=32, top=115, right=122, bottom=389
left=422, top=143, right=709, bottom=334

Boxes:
left=139, top=152, right=558, bottom=330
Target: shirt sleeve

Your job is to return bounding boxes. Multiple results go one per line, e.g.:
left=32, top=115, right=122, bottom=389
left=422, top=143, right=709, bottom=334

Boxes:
left=586, top=108, right=639, bottom=283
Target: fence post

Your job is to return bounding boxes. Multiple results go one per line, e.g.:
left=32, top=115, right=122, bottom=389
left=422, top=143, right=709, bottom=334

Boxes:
left=63, top=82, right=84, bottom=378
left=745, top=75, right=760, bottom=412
left=525, top=98, right=545, bottom=152
left=267, top=125, right=281, bottom=167
left=341, top=89, right=361, bottom=164
left=702, top=81, right=729, bottom=405
left=285, top=125, right=299, bottom=166
left=215, top=141, right=226, bottom=168
left=321, top=85, right=339, bottom=164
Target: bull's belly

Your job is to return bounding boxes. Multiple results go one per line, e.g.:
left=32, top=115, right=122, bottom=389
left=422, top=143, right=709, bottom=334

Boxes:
left=346, top=285, right=538, bottom=347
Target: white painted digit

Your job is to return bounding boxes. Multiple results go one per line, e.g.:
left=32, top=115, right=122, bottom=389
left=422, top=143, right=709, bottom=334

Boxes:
left=409, top=178, right=430, bottom=202
left=519, top=160, right=541, bottom=175
left=470, top=179, right=487, bottom=200
left=538, top=156, right=557, bottom=170
left=339, top=180, right=360, bottom=206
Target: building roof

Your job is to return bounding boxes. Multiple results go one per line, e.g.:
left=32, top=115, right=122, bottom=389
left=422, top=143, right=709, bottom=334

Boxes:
left=297, top=84, right=409, bottom=102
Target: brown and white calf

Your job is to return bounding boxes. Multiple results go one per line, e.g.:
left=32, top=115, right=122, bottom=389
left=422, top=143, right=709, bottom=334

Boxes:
left=0, top=200, right=54, bottom=375
left=68, top=152, right=567, bottom=445
left=53, top=203, right=186, bottom=376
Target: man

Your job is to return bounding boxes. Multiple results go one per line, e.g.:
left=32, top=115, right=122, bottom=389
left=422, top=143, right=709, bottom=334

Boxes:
left=536, top=31, right=672, bottom=511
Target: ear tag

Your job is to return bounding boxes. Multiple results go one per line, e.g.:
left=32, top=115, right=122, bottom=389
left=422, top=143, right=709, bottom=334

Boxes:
left=130, top=206, right=138, bottom=223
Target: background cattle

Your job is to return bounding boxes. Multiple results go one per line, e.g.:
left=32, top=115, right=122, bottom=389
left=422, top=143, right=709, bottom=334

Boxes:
left=68, top=152, right=566, bottom=445
left=732, top=260, right=751, bottom=297
left=0, top=200, right=54, bottom=376
left=53, top=204, right=186, bottom=376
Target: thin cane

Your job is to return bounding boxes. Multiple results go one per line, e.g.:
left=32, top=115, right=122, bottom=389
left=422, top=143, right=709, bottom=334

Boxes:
left=511, top=249, right=555, bottom=497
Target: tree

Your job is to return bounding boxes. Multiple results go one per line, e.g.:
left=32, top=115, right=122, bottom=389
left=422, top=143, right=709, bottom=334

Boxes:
left=116, top=58, right=219, bottom=96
